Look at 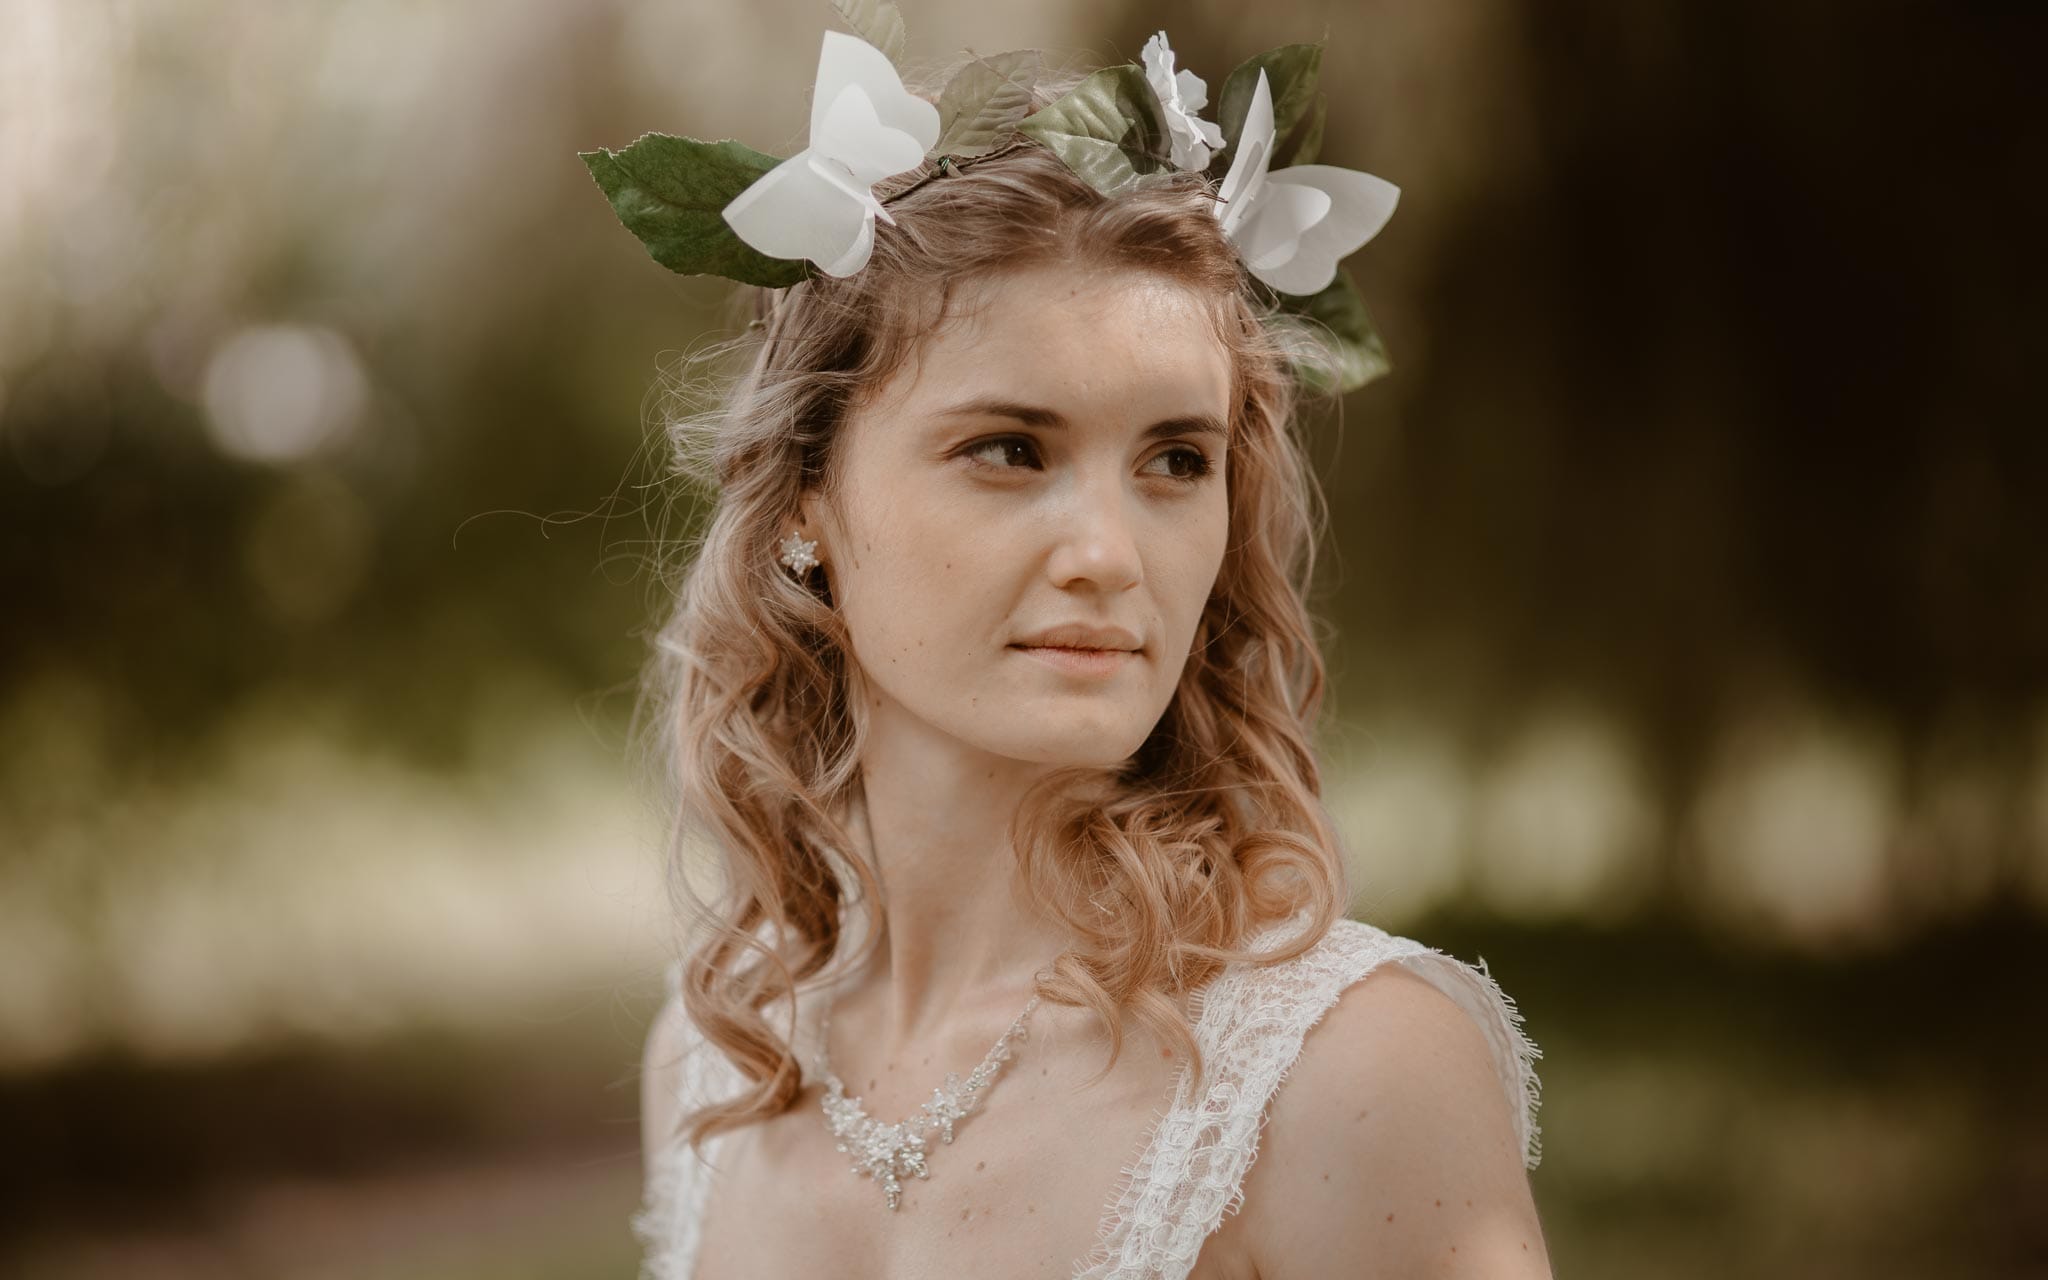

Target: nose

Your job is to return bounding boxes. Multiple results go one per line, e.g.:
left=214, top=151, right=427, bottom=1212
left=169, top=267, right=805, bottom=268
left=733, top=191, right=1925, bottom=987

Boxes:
left=1044, top=468, right=1142, bottom=593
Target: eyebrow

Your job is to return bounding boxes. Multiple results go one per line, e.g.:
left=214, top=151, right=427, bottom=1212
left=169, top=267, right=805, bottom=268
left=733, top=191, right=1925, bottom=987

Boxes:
left=932, top=396, right=1229, bottom=441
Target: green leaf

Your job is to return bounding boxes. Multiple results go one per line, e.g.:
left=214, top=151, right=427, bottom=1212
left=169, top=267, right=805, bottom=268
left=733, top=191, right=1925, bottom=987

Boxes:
left=935, top=50, right=1041, bottom=155
left=1265, top=270, right=1391, bottom=394
left=1210, top=44, right=1324, bottom=178
left=1015, top=65, right=1173, bottom=197
left=580, top=133, right=809, bottom=289
left=830, top=0, right=907, bottom=68
left=1275, top=92, right=1325, bottom=168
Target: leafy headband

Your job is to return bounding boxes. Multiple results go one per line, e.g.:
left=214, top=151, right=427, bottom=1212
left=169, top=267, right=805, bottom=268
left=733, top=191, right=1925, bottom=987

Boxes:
left=580, top=5, right=1400, bottom=392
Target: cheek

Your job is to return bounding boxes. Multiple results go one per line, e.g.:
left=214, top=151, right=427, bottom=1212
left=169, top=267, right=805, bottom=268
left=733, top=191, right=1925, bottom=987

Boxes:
left=1163, top=489, right=1231, bottom=602
left=836, top=507, right=990, bottom=655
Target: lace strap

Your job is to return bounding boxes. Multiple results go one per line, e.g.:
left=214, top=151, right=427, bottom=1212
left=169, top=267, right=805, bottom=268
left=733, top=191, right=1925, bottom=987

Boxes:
left=630, top=952, right=833, bottom=1280
left=630, top=959, right=729, bottom=1280
left=1076, top=917, right=1543, bottom=1279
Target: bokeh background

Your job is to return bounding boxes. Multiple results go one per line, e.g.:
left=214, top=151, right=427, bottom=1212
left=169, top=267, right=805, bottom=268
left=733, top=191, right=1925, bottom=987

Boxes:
left=3, top=1, right=2041, bottom=1276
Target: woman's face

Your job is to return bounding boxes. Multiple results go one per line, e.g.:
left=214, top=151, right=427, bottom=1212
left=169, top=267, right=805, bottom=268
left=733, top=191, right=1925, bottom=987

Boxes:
left=803, top=262, right=1233, bottom=769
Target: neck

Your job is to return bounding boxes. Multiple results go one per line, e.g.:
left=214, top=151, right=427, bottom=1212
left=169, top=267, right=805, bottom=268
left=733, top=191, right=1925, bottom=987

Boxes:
left=834, top=727, right=1081, bottom=1056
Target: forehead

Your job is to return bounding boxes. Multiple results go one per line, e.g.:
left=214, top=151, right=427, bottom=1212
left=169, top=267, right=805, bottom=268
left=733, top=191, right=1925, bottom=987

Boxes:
left=867, top=263, right=1234, bottom=419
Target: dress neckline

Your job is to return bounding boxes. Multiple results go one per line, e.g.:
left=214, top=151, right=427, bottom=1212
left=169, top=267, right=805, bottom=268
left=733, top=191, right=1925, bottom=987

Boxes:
left=678, top=910, right=1323, bottom=1280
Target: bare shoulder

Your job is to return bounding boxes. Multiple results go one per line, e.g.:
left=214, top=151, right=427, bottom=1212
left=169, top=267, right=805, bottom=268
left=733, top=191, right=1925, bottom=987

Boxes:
left=1240, top=959, right=1553, bottom=1279
left=640, top=981, right=695, bottom=1181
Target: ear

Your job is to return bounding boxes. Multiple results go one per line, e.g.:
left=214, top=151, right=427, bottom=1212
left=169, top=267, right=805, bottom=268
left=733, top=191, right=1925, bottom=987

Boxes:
left=791, top=494, right=829, bottom=566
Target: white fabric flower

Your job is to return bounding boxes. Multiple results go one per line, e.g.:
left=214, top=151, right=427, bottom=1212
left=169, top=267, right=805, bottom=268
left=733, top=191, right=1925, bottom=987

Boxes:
left=722, top=31, right=940, bottom=277
left=1141, top=31, right=1226, bottom=172
left=1213, top=69, right=1400, bottom=296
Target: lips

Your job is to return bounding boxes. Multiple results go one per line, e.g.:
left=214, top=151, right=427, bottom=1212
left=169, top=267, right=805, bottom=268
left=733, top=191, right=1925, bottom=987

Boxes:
left=1010, top=623, right=1143, bottom=652
left=1009, top=643, right=1138, bottom=677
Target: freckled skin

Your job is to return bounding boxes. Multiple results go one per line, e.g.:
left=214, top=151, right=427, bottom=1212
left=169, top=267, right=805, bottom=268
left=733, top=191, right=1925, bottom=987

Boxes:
left=794, top=263, right=1233, bottom=774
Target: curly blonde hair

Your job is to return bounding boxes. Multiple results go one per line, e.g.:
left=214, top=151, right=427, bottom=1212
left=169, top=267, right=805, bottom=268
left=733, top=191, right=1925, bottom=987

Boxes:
left=636, top=90, right=1354, bottom=1158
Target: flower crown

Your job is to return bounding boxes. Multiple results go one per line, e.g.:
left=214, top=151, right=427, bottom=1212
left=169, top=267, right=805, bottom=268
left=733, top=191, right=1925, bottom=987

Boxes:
left=579, top=5, right=1400, bottom=392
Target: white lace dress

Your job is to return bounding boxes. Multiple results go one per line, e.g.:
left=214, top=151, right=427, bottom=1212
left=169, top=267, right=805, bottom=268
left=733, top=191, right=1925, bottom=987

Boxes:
left=632, top=913, right=1544, bottom=1280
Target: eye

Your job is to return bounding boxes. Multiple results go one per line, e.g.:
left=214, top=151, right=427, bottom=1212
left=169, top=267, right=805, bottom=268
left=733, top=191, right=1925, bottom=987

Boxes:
left=1142, top=445, right=1215, bottom=485
left=961, top=435, right=1043, bottom=471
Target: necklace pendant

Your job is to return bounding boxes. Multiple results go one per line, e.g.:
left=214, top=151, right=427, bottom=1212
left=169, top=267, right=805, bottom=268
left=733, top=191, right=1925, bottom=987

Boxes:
left=822, top=1078, right=938, bottom=1212
left=816, top=994, right=1041, bottom=1212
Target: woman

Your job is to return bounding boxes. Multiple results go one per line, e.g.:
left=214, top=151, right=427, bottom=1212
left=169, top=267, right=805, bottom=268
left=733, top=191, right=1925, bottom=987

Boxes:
left=610, top=27, right=1551, bottom=1280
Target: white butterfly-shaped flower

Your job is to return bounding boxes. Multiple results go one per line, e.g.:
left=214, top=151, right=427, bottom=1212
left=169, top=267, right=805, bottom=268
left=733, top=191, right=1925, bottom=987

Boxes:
left=1213, top=69, right=1400, bottom=296
left=722, top=31, right=940, bottom=277
left=1141, top=31, right=1225, bottom=172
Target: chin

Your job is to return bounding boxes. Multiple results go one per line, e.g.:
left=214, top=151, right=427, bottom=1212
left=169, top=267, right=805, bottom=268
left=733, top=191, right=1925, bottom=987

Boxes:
left=984, top=724, right=1151, bottom=769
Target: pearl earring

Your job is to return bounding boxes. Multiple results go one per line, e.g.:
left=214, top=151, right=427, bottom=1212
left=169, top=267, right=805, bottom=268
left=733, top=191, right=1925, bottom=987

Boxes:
left=777, top=529, right=819, bottom=576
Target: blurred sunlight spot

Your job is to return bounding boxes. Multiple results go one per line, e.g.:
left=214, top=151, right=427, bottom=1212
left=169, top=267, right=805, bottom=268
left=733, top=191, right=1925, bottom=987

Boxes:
left=242, top=471, right=375, bottom=624
left=1327, top=720, right=1471, bottom=924
left=1471, top=702, right=1660, bottom=925
left=1692, top=699, right=1900, bottom=948
left=201, top=324, right=368, bottom=464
